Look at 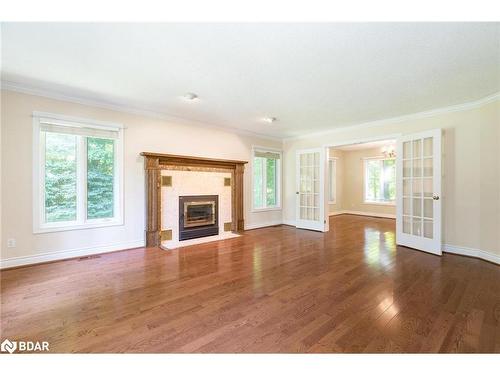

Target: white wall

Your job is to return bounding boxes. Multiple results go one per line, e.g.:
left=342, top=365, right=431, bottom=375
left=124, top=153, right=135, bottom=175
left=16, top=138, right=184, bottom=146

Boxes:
left=284, top=98, right=500, bottom=259
left=0, top=90, right=283, bottom=267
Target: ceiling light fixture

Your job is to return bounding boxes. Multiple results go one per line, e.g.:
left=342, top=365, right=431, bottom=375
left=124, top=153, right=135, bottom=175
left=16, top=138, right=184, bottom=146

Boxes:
left=381, top=145, right=396, bottom=158
left=262, top=117, right=277, bottom=124
left=182, top=93, right=199, bottom=101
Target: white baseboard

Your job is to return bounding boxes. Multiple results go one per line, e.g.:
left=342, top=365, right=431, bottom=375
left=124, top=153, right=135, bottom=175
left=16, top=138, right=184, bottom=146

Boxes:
left=329, top=210, right=396, bottom=219
left=244, top=220, right=283, bottom=230
left=0, top=239, right=145, bottom=269
left=3, top=237, right=497, bottom=269
left=443, top=244, right=500, bottom=265
left=282, top=219, right=296, bottom=227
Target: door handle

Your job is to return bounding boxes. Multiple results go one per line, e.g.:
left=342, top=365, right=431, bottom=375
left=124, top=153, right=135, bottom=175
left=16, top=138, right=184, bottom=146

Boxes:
left=433, top=195, right=440, bottom=200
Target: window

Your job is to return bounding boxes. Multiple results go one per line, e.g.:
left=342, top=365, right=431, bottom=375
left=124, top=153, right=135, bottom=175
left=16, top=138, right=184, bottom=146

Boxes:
left=252, top=148, right=281, bottom=210
left=328, top=158, right=337, bottom=203
left=364, top=158, right=396, bottom=204
left=33, top=113, right=123, bottom=232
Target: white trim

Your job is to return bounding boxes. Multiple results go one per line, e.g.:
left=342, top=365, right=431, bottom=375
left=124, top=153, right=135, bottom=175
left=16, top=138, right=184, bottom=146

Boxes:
left=362, top=156, right=396, bottom=160
left=244, top=220, right=283, bottom=230
left=0, top=239, right=144, bottom=269
left=251, top=146, right=282, bottom=212
left=443, top=244, right=500, bottom=265
left=33, top=111, right=124, bottom=130
left=2, top=81, right=281, bottom=142
left=327, top=157, right=337, bottom=204
left=324, top=134, right=402, bottom=149
left=363, top=201, right=396, bottom=206
left=3, top=81, right=499, bottom=143
left=330, top=210, right=396, bottom=219
left=286, top=92, right=500, bottom=142
left=251, top=207, right=282, bottom=213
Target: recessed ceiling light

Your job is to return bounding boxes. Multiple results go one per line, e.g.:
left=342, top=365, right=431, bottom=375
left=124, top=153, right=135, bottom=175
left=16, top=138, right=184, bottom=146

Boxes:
left=182, top=93, right=199, bottom=101
left=262, top=117, right=277, bottom=124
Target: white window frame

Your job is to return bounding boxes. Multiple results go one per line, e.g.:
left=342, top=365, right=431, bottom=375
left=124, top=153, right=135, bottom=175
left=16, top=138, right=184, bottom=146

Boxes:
left=328, top=157, right=337, bottom=204
left=363, top=156, right=396, bottom=206
left=251, top=146, right=282, bottom=212
left=33, top=112, right=124, bottom=233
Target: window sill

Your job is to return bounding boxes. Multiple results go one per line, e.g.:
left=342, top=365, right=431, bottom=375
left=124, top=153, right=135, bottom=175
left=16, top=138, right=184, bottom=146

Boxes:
left=328, top=201, right=337, bottom=205
left=251, top=206, right=282, bottom=213
left=34, top=219, right=124, bottom=234
left=363, top=201, right=396, bottom=206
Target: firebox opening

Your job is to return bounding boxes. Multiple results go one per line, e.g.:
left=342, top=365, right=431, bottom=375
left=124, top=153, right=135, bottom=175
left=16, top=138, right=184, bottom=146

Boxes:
left=179, top=195, right=219, bottom=241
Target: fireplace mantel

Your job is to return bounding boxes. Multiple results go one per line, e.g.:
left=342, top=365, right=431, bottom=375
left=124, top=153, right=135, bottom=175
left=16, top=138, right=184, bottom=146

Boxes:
left=140, top=152, right=247, bottom=247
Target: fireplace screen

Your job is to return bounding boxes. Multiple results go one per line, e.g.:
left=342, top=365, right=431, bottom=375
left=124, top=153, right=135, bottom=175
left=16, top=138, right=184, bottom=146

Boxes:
left=183, top=201, right=216, bottom=228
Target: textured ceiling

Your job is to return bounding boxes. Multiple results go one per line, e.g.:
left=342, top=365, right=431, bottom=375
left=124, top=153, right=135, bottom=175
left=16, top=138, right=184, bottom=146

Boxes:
left=2, top=23, right=499, bottom=139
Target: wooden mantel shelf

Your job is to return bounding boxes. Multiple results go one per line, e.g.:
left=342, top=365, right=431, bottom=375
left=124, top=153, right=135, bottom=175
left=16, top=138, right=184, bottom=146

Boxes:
left=140, top=152, right=247, bottom=168
left=141, top=152, right=248, bottom=247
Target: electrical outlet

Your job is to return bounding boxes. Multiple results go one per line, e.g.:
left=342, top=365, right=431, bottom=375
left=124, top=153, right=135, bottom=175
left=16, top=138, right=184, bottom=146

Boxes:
left=7, top=238, right=16, bottom=248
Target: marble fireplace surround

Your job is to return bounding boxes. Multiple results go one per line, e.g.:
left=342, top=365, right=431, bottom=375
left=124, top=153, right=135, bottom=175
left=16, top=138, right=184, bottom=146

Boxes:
left=161, top=170, right=233, bottom=248
left=141, top=152, right=247, bottom=248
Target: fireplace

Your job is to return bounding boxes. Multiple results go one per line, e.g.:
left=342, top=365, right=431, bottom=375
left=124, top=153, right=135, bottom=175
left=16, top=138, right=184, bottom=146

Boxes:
left=179, top=195, right=219, bottom=240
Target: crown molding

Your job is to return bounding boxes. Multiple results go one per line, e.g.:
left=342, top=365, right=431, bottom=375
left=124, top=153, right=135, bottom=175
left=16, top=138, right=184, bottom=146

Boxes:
left=284, top=91, right=500, bottom=143
left=2, top=80, right=498, bottom=144
left=0, top=80, right=282, bottom=142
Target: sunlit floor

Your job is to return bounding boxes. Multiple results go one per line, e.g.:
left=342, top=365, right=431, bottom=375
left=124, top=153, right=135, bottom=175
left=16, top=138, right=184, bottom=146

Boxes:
left=1, top=215, right=499, bottom=353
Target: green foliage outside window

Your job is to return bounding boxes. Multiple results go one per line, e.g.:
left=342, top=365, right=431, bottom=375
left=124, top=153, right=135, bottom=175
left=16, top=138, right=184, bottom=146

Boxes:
left=87, top=138, right=114, bottom=219
left=365, top=158, right=395, bottom=202
left=44, top=133, right=115, bottom=223
left=266, top=158, right=277, bottom=207
left=45, top=133, right=77, bottom=222
left=253, top=156, right=263, bottom=208
left=253, top=155, right=279, bottom=209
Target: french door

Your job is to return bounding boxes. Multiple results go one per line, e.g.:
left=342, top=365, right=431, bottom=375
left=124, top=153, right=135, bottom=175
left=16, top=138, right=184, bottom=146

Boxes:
left=396, top=129, right=442, bottom=255
left=295, top=148, right=328, bottom=232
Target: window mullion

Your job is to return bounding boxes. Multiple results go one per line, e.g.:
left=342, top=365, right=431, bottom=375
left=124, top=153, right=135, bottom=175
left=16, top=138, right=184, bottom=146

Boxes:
left=40, top=131, right=47, bottom=225
left=76, top=136, right=86, bottom=224
left=262, top=158, right=267, bottom=208
left=377, top=160, right=385, bottom=201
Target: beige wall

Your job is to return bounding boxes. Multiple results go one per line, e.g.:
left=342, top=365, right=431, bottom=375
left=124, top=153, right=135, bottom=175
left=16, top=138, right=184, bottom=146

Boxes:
left=0, top=90, right=283, bottom=266
left=284, top=99, right=500, bottom=257
left=1, top=89, right=499, bottom=264
left=329, top=146, right=396, bottom=216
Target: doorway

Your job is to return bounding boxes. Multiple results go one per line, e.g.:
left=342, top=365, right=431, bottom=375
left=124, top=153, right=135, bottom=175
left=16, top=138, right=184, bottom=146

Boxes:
left=295, top=130, right=443, bottom=256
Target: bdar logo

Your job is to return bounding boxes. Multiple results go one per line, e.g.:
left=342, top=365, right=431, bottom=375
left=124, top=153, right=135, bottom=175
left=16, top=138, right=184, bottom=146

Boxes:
left=1, top=339, right=17, bottom=354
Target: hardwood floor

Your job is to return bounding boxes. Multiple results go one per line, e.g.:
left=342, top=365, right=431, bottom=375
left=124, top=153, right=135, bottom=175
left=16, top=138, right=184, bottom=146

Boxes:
left=1, top=215, right=499, bottom=353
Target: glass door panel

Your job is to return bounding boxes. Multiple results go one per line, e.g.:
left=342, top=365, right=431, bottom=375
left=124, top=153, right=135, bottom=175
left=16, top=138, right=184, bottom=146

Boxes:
left=397, top=130, right=441, bottom=255
left=296, top=148, right=326, bottom=231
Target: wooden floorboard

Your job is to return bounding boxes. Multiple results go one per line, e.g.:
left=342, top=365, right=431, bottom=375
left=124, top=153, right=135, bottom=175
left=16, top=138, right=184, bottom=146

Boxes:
left=1, top=215, right=499, bottom=353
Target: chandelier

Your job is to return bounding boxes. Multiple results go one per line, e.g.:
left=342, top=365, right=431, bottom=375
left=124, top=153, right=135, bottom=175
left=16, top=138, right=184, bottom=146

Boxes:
left=381, top=144, right=396, bottom=158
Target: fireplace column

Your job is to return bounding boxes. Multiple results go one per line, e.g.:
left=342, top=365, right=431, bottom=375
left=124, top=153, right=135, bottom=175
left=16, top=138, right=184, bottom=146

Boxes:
left=234, top=163, right=245, bottom=231
left=145, top=156, right=161, bottom=247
